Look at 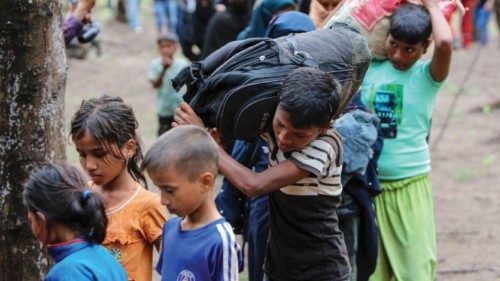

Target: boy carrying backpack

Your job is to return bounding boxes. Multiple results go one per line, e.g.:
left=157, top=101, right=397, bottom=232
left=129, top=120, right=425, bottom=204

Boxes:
left=174, top=67, right=352, bottom=280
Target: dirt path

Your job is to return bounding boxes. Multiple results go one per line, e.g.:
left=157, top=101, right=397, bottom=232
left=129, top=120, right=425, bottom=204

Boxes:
left=66, top=7, right=500, bottom=281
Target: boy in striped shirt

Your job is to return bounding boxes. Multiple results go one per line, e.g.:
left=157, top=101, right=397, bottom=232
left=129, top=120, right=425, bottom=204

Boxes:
left=174, top=67, right=351, bottom=280
left=143, top=125, right=242, bottom=281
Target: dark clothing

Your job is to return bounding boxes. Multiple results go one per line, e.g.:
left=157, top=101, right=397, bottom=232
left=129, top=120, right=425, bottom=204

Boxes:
left=266, top=190, right=350, bottom=280
left=158, top=115, right=174, bottom=136
left=63, top=16, right=84, bottom=45
left=202, top=4, right=250, bottom=58
left=237, top=0, right=295, bottom=40
left=262, top=130, right=350, bottom=281
left=216, top=139, right=269, bottom=281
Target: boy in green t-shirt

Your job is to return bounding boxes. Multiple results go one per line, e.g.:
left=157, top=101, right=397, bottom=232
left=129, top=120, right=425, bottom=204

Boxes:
left=359, top=0, right=453, bottom=280
left=149, top=33, right=189, bottom=136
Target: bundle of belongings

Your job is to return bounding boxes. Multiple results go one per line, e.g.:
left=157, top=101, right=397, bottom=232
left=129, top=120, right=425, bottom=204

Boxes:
left=322, top=0, right=462, bottom=60
left=172, top=23, right=372, bottom=146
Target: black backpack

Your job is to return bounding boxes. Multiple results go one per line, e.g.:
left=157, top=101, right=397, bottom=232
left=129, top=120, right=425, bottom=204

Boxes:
left=172, top=23, right=372, bottom=143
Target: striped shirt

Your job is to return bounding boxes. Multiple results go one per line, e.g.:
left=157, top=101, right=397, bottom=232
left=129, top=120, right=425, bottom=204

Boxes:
left=262, top=129, right=351, bottom=280
left=263, top=130, right=343, bottom=196
left=156, top=217, right=242, bottom=281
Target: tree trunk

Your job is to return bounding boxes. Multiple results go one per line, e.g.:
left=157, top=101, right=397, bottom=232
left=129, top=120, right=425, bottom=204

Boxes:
left=0, top=1, right=67, bottom=280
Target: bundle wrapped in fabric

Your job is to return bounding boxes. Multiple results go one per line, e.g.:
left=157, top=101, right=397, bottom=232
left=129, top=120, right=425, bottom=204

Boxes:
left=172, top=23, right=371, bottom=144
left=322, top=0, right=461, bottom=60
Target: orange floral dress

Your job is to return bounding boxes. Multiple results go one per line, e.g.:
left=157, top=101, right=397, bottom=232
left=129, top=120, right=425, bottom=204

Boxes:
left=102, top=187, right=166, bottom=281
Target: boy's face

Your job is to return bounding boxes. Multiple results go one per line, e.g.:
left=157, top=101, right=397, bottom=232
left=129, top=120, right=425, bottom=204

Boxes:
left=148, top=165, right=210, bottom=217
left=386, top=33, right=428, bottom=71
left=158, top=40, right=177, bottom=60
left=272, top=106, right=328, bottom=153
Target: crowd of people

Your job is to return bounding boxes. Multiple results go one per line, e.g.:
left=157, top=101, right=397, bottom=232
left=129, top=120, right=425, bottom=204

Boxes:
left=23, top=0, right=500, bottom=281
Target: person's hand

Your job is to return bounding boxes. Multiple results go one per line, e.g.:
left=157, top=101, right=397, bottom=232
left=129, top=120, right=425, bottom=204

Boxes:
left=173, top=102, right=205, bottom=128
left=162, top=56, right=173, bottom=69
left=214, top=4, right=227, bottom=13
left=207, top=128, right=224, bottom=147
left=421, top=0, right=439, bottom=9
left=74, top=0, right=96, bottom=23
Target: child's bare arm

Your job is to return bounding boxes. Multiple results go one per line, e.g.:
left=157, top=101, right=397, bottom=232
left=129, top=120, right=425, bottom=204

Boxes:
left=153, top=236, right=161, bottom=252
left=217, top=144, right=310, bottom=198
left=150, top=63, right=170, bottom=88
left=423, top=0, right=453, bottom=82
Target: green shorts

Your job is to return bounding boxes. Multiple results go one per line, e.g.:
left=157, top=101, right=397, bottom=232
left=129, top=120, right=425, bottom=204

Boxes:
left=369, top=173, right=437, bottom=281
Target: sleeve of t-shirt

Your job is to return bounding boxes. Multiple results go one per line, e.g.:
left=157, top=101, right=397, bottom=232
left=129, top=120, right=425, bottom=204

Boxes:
left=140, top=195, right=167, bottom=244
left=148, top=59, right=161, bottom=81
left=421, top=60, right=444, bottom=90
left=155, top=220, right=171, bottom=275
left=289, top=137, right=336, bottom=177
left=210, top=222, right=241, bottom=281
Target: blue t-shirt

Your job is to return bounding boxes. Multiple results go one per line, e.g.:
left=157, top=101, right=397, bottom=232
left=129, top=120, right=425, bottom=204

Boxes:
left=156, top=217, right=242, bottom=281
left=360, top=59, right=443, bottom=180
left=45, top=239, right=127, bottom=281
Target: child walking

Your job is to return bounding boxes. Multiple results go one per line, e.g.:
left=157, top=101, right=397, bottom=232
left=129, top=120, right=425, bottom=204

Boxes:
left=23, top=163, right=127, bottom=281
left=358, top=0, right=453, bottom=280
left=143, top=125, right=242, bottom=281
left=70, top=95, right=167, bottom=281
left=149, top=32, right=189, bottom=136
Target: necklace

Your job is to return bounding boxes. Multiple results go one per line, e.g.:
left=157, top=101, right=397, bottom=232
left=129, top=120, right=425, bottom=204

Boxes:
left=105, top=184, right=141, bottom=215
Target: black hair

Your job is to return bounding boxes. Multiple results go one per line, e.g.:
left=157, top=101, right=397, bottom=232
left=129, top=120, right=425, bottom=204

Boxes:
left=69, top=95, right=147, bottom=188
left=278, top=67, right=341, bottom=128
left=390, top=4, right=432, bottom=45
left=142, top=125, right=218, bottom=182
left=23, top=163, right=107, bottom=244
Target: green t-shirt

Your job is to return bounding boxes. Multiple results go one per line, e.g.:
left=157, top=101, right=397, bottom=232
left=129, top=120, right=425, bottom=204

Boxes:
left=360, top=60, right=443, bottom=180
left=148, top=57, right=189, bottom=117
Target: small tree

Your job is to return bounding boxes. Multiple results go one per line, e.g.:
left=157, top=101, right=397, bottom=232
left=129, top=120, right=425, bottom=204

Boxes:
left=0, top=0, right=67, bottom=280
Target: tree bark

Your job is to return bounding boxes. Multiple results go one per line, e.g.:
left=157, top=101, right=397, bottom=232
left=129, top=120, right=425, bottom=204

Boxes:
left=0, top=1, right=67, bottom=280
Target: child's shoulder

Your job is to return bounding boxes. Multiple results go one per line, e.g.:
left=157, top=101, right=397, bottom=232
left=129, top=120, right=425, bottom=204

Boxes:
left=124, top=187, right=164, bottom=215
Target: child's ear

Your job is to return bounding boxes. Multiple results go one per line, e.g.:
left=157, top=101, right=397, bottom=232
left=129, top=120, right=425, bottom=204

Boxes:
left=123, top=139, right=136, bottom=159
left=199, top=172, right=214, bottom=192
left=319, top=124, right=330, bottom=135
left=31, top=211, right=49, bottom=243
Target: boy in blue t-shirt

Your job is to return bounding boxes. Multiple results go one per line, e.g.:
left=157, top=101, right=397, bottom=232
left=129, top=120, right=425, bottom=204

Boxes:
left=143, top=125, right=242, bottom=281
left=358, top=0, right=453, bottom=280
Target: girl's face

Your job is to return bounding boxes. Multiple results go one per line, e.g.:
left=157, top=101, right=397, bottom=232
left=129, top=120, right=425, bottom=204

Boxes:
left=74, top=132, right=134, bottom=187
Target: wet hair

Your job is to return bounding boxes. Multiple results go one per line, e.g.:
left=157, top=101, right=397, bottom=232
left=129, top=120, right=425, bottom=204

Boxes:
left=23, top=163, right=107, bottom=244
left=390, top=4, right=432, bottom=45
left=142, top=125, right=218, bottom=182
left=69, top=95, right=147, bottom=187
left=278, top=67, right=341, bottom=128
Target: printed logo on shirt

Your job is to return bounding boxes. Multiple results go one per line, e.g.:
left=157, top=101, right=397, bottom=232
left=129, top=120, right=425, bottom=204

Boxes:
left=367, top=83, right=403, bottom=139
left=177, top=270, right=195, bottom=281
left=109, top=248, right=122, bottom=261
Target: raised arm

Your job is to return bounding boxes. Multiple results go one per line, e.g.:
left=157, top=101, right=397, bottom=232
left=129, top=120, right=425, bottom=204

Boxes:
left=424, top=0, right=453, bottom=82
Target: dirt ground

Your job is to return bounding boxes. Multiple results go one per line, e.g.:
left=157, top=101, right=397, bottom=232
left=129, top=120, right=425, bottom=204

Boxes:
left=65, top=5, right=500, bottom=281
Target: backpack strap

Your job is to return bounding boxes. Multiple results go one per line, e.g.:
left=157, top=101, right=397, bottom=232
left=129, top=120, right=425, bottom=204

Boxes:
left=284, top=34, right=319, bottom=69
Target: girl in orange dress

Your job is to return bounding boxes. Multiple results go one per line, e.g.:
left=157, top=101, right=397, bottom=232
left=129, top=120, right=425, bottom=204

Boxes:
left=70, top=95, right=167, bottom=281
